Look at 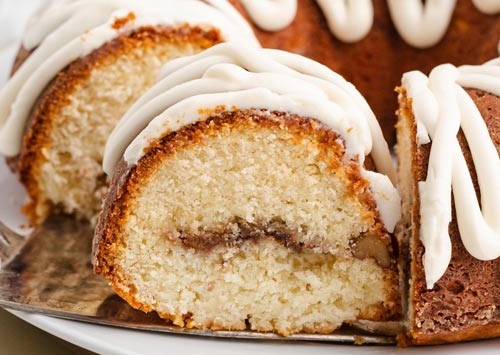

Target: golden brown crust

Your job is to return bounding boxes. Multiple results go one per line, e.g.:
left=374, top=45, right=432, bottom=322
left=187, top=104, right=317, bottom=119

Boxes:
left=230, top=0, right=500, bottom=143
left=111, top=11, right=137, bottom=30
left=13, top=25, right=223, bottom=223
left=397, top=88, right=500, bottom=345
left=93, top=109, right=402, bottom=329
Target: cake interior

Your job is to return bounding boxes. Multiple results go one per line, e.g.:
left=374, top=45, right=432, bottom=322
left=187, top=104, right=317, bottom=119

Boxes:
left=394, top=88, right=418, bottom=340
left=99, top=110, right=401, bottom=335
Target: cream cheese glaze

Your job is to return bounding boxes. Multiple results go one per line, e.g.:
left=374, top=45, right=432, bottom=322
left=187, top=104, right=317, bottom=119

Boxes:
left=239, top=0, right=500, bottom=47
left=103, top=43, right=401, bottom=233
left=0, top=0, right=258, bottom=157
left=402, top=57, right=500, bottom=289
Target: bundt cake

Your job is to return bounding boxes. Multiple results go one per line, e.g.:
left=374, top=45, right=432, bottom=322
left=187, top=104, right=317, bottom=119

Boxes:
left=229, top=0, right=500, bottom=141
left=0, top=0, right=257, bottom=223
left=396, top=58, right=500, bottom=344
left=93, top=43, right=402, bottom=336
left=1, top=0, right=499, bottom=347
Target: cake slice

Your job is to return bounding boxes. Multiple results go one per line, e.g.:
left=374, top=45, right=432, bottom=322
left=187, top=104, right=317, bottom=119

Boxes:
left=0, top=0, right=257, bottom=223
left=396, top=58, right=500, bottom=344
left=93, top=43, right=402, bottom=335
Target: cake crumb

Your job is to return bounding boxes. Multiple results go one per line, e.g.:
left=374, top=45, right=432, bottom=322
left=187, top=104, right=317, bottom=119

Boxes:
left=112, top=12, right=136, bottom=30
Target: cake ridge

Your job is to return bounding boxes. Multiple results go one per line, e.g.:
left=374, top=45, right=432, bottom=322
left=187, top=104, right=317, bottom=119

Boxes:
left=401, top=56, right=500, bottom=288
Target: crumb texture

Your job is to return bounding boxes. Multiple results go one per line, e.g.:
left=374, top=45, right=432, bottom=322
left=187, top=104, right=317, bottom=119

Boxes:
left=20, top=26, right=221, bottom=223
left=96, top=111, right=401, bottom=335
left=132, top=116, right=376, bottom=255
left=120, top=237, right=389, bottom=334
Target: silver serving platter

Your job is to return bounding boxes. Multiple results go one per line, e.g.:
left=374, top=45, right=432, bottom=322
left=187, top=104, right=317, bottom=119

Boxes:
left=0, top=216, right=395, bottom=345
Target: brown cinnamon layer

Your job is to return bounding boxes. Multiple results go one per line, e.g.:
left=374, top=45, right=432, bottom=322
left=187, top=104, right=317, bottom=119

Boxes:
left=166, top=216, right=392, bottom=269
left=172, top=217, right=305, bottom=253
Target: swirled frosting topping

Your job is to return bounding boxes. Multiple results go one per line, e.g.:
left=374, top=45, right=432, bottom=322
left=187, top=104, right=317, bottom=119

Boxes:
left=0, top=0, right=258, bottom=157
left=240, top=0, right=500, bottom=47
left=103, top=43, right=400, bottom=233
left=403, top=57, right=500, bottom=289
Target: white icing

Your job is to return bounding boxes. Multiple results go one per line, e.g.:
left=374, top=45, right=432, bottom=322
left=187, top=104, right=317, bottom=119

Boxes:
left=387, top=0, right=457, bottom=48
left=0, top=0, right=258, bottom=157
left=103, top=43, right=400, bottom=233
left=362, top=170, right=401, bottom=233
left=472, top=0, right=500, bottom=13
left=240, top=0, right=500, bottom=47
left=403, top=58, right=500, bottom=289
left=416, top=121, right=431, bottom=145
left=316, top=0, right=373, bottom=43
left=239, top=0, right=297, bottom=31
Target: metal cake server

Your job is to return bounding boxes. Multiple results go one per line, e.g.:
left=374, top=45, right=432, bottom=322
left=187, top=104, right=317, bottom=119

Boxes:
left=0, top=216, right=395, bottom=345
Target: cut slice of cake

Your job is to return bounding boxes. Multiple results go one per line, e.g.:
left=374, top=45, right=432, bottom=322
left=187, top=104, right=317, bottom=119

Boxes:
left=396, top=58, right=500, bottom=344
left=0, top=0, right=257, bottom=224
left=93, top=43, right=402, bottom=335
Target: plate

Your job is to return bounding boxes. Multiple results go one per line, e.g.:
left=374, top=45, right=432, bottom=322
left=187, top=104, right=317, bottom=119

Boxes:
left=1, top=1, right=500, bottom=354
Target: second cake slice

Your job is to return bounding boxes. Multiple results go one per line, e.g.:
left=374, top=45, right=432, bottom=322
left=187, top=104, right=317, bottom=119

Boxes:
left=93, top=43, right=402, bottom=335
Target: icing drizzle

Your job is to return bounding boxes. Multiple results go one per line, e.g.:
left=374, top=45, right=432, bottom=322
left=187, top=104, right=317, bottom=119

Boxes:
left=403, top=57, right=500, bottom=288
left=103, top=43, right=401, bottom=233
left=240, top=0, right=500, bottom=47
left=0, top=0, right=258, bottom=157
